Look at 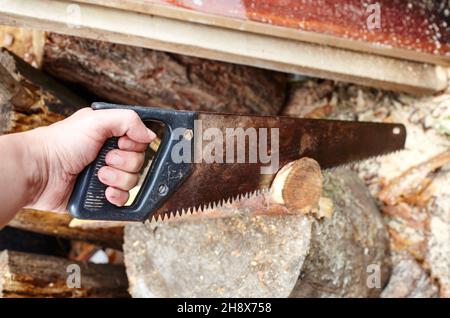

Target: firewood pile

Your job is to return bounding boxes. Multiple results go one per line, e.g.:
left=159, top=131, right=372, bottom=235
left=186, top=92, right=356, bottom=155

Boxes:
left=0, top=26, right=449, bottom=298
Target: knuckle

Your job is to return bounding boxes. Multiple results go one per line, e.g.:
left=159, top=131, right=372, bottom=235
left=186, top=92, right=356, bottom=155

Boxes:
left=76, top=107, right=92, bottom=116
left=125, top=109, right=140, bottom=124
left=119, top=136, right=134, bottom=149
left=119, top=172, right=139, bottom=190
left=129, top=173, right=139, bottom=186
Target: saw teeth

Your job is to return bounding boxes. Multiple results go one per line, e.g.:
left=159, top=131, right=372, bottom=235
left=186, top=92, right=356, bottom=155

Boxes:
left=149, top=213, right=162, bottom=224
left=158, top=188, right=270, bottom=222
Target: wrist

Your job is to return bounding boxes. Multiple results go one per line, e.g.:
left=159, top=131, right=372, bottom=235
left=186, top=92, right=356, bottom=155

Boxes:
left=20, top=127, right=50, bottom=207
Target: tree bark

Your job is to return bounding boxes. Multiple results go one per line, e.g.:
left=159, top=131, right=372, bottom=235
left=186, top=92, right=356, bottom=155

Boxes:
left=0, top=250, right=129, bottom=298
left=381, top=251, right=439, bottom=298
left=282, top=80, right=335, bottom=118
left=123, top=160, right=390, bottom=298
left=0, top=48, right=87, bottom=134
left=42, top=33, right=288, bottom=115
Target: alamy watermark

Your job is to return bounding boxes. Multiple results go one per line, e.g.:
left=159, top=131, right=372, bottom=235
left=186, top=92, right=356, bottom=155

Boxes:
left=66, top=264, right=81, bottom=289
left=169, top=120, right=279, bottom=174
left=366, top=2, right=381, bottom=30
left=66, top=4, right=82, bottom=29
left=366, top=263, right=381, bottom=289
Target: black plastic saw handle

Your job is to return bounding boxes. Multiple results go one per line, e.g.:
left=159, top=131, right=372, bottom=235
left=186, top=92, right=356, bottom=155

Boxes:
left=67, top=102, right=196, bottom=221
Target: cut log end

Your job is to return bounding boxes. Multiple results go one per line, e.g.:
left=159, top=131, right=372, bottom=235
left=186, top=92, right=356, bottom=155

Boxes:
left=270, top=157, right=323, bottom=215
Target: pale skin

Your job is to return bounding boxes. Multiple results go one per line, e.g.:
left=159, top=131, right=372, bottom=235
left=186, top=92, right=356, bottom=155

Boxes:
left=0, top=108, right=156, bottom=227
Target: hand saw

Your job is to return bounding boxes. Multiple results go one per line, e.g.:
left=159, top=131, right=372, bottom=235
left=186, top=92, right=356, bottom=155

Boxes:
left=67, top=102, right=406, bottom=222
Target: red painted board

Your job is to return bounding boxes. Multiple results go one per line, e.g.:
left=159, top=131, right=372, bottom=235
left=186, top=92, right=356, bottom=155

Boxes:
left=147, top=0, right=449, bottom=59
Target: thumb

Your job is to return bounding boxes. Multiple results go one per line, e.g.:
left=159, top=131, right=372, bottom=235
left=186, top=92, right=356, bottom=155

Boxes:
left=92, top=109, right=156, bottom=143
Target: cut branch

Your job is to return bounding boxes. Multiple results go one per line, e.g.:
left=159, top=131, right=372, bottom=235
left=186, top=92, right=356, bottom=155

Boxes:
left=157, top=158, right=324, bottom=222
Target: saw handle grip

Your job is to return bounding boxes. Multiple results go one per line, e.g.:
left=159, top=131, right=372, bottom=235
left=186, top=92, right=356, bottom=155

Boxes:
left=67, top=102, right=196, bottom=221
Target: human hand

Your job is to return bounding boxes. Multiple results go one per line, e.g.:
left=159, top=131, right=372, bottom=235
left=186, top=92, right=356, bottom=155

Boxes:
left=25, top=108, right=156, bottom=212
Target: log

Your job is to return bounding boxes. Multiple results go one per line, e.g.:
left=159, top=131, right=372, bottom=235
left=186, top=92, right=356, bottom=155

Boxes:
left=0, top=26, right=45, bottom=67
left=0, top=250, right=129, bottom=298
left=378, top=149, right=450, bottom=206
left=289, top=169, right=391, bottom=298
left=124, top=159, right=390, bottom=298
left=1, top=0, right=447, bottom=94
left=282, top=80, right=335, bottom=118
left=42, top=32, right=287, bottom=115
left=381, top=252, right=439, bottom=298
left=9, top=209, right=124, bottom=250
left=0, top=48, right=87, bottom=134
left=425, top=167, right=450, bottom=298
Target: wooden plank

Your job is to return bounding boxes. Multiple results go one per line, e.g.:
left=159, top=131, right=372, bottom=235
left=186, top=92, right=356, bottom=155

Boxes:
left=70, top=0, right=450, bottom=66
left=0, top=0, right=447, bottom=94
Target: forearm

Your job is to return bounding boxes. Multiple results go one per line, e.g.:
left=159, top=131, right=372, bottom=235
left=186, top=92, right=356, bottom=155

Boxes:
left=0, top=130, right=45, bottom=227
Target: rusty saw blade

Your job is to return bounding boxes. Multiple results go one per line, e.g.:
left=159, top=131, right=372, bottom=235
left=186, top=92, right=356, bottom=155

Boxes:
left=150, top=112, right=406, bottom=221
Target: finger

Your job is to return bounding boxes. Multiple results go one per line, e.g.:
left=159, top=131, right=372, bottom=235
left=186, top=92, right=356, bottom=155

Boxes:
left=105, top=187, right=129, bottom=207
left=118, top=136, right=148, bottom=152
left=105, top=149, right=145, bottom=173
left=98, top=166, right=140, bottom=191
left=93, top=109, right=156, bottom=144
